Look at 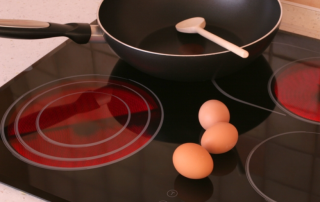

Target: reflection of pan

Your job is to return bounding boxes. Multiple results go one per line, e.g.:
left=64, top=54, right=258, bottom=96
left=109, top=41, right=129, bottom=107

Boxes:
left=0, top=0, right=282, bottom=81
left=110, top=56, right=275, bottom=144
left=214, top=55, right=276, bottom=134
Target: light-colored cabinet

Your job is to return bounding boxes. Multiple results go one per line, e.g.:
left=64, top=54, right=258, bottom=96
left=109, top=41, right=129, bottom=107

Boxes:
left=285, top=0, right=320, bottom=9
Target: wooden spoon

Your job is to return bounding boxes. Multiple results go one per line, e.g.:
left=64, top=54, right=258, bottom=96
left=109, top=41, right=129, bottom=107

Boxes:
left=176, top=17, right=249, bottom=58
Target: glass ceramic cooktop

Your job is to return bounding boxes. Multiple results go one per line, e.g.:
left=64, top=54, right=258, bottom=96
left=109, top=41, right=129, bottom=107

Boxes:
left=0, top=31, right=320, bottom=202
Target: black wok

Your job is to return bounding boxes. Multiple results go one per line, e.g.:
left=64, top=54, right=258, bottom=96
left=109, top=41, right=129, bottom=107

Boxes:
left=0, top=0, right=282, bottom=81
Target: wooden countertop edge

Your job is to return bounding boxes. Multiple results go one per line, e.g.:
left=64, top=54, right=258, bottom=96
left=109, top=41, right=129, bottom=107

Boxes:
left=280, top=1, right=320, bottom=39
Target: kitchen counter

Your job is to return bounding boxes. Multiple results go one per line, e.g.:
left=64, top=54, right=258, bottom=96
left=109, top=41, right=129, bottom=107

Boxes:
left=0, top=0, right=101, bottom=88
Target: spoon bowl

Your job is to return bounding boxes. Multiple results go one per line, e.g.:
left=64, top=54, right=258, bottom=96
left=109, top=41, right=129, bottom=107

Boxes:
left=175, top=17, right=206, bottom=33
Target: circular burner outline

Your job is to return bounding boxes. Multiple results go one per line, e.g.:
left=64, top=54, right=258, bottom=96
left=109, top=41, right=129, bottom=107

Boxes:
left=14, top=80, right=151, bottom=161
left=1, top=75, right=164, bottom=170
left=36, top=91, right=131, bottom=148
left=268, top=57, right=320, bottom=125
left=245, top=131, right=320, bottom=202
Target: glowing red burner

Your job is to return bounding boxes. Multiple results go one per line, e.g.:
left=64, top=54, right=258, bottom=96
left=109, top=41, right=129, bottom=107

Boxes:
left=1, top=76, right=163, bottom=170
left=273, top=59, right=320, bottom=122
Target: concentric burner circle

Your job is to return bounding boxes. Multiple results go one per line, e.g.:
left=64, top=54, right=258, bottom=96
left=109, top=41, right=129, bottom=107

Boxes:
left=35, top=91, right=131, bottom=148
left=1, top=75, right=163, bottom=170
left=245, top=131, right=320, bottom=202
left=269, top=58, right=320, bottom=124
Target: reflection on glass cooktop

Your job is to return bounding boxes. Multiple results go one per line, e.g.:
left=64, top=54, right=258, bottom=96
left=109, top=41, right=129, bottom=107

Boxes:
left=0, top=31, right=320, bottom=202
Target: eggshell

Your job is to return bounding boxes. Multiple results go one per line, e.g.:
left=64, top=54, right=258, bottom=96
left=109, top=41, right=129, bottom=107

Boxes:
left=172, top=143, right=214, bottom=179
left=201, top=122, right=238, bottom=154
left=198, top=100, right=230, bottom=130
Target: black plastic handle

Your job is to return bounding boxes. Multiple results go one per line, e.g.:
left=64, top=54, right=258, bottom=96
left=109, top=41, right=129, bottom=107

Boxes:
left=0, top=20, right=91, bottom=44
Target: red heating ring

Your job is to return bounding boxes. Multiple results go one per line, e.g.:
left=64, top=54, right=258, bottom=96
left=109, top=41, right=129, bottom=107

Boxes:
left=4, top=77, right=162, bottom=169
left=273, top=59, right=320, bottom=122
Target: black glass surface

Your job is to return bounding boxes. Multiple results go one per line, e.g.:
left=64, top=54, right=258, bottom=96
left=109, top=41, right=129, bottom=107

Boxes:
left=0, top=31, right=320, bottom=202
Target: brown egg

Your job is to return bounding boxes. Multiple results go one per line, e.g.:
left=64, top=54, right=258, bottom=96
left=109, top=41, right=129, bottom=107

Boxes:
left=172, top=143, right=214, bottom=179
left=198, top=100, right=230, bottom=130
left=201, top=122, right=238, bottom=154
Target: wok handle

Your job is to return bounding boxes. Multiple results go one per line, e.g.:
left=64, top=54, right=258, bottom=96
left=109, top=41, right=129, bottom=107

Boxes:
left=0, top=19, right=92, bottom=44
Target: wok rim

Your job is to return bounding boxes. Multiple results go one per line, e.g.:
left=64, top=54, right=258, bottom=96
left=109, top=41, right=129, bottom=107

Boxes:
left=96, top=0, right=283, bottom=57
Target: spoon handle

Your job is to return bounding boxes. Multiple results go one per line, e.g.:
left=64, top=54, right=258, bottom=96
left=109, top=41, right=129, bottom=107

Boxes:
left=196, top=27, right=249, bottom=58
